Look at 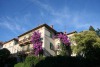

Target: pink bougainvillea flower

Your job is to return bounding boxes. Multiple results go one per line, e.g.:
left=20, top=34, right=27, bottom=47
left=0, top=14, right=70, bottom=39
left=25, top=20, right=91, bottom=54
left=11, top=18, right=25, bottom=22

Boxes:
left=31, top=31, right=43, bottom=56
left=55, top=33, right=70, bottom=46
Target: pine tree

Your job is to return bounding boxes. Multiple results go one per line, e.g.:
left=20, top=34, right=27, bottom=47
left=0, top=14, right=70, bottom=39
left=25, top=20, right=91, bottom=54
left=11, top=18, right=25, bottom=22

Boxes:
left=89, top=26, right=95, bottom=31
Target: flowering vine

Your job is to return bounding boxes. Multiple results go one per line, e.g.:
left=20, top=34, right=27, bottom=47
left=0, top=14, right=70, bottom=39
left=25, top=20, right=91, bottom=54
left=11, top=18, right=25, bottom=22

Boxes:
left=55, top=33, right=71, bottom=56
left=56, top=33, right=70, bottom=46
left=31, top=31, right=43, bottom=56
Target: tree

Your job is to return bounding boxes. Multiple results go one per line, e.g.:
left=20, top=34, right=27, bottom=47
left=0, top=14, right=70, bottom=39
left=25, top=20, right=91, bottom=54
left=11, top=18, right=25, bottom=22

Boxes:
left=89, top=26, right=95, bottom=31
left=96, top=28, right=100, bottom=37
left=14, top=55, right=44, bottom=67
left=72, top=31, right=100, bottom=60
left=0, top=48, right=10, bottom=67
left=0, top=48, right=10, bottom=60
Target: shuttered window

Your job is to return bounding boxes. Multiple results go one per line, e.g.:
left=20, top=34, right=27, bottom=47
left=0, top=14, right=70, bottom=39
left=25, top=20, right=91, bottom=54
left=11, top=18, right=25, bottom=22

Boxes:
left=50, top=43, right=53, bottom=50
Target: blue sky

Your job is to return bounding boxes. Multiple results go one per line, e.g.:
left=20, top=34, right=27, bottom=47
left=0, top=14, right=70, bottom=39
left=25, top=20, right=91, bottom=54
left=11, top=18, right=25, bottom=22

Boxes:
left=0, top=0, right=100, bottom=42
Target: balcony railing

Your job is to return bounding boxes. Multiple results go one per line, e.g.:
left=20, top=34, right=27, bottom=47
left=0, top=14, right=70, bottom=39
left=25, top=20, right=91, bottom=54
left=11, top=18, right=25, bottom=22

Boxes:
left=19, top=36, right=31, bottom=46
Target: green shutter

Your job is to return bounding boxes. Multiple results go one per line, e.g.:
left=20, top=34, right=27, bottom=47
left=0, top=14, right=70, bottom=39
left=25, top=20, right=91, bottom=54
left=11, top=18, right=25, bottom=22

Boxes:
left=50, top=33, right=52, bottom=38
left=41, top=38, right=43, bottom=40
left=14, top=41, right=18, bottom=45
left=50, top=43, right=53, bottom=50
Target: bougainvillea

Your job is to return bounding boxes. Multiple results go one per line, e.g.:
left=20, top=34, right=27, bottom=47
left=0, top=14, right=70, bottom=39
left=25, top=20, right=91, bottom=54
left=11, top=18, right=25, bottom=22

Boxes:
left=56, top=33, right=70, bottom=46
left=31, top=31, right=43, bottom=56
left=55, top=33, right=71, bottom=56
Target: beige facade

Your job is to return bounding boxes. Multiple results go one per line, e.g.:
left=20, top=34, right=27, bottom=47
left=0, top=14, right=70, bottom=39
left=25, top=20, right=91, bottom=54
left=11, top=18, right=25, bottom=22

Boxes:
left=17, top=25, right=57, bottom=56
left=2, top=24, right=76, bottom=56
left=18, top=26, right=45, bottom=55
left=68, top=31, right=77, bottom=46
left=43, top=27, right=56, bottom=56
left=3, top=38, right=21, bottom=54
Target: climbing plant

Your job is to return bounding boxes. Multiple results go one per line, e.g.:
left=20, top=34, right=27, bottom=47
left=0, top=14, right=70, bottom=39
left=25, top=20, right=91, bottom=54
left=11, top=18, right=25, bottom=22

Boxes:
left=31, top=31, right=43, bottom=56
left=55, top=33, right=71, bottom=56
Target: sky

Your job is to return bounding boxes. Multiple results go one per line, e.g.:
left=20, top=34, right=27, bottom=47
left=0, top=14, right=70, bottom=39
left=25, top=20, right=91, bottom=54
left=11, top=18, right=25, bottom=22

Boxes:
left=0, top=0, right=100, bottom=42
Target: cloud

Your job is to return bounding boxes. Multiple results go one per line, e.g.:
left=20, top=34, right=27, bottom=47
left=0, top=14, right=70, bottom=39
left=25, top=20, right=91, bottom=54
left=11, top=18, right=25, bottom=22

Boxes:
left=31, top=0, right=100, bottom=32
left=1, top=0, right=98, bottom=34
left=0, top=17, right=25, bottom=34
left=32, top=0, right=70, bottom=25
left=0, top=13, right=32, bottom=34
left=0, top=22, right=17, bottom=34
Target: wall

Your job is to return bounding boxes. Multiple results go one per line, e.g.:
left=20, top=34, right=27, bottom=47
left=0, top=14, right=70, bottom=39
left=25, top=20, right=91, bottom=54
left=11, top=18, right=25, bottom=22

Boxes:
left=54, top=38, right=61, bottom=55
left=18, top=26, right=45, bottom=53
left=3, top=40, right=20, bottom=54
left=43, top=27, right=56, bottom=56
left=0, top=45, right=3, bottom=49
left=2, top=25, right=77, bottom=56
left=18, top=26, right=57, bottom=56
left=68, top=33, right=77, bottom=46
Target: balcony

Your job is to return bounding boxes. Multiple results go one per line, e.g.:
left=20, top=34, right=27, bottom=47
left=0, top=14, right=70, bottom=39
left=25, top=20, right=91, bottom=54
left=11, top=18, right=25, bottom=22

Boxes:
left=19, top=36, right=31, bottom=46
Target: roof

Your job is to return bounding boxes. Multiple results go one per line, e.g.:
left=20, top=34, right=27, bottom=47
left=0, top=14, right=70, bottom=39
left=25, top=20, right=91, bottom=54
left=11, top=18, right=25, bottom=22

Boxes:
left=56, top=31, right=77, bottom=35
left=2, top=24, right=77, bottom=45
left=56, top=32, right=63, bottom=34
left=4, top=38, right=18, bottom=44
left=67, top=31, right=77, bottom=35
left=0, top=41, right=4, bottom=45
left=18, top=24, right=57, bottom=37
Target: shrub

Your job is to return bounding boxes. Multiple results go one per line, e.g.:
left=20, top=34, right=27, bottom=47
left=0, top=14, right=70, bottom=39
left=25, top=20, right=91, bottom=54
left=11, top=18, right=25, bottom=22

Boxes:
left=7, top=57, right=17, bottom=67
left=35, top=56, right=100, bottom=67
left=14, top=62, right=24, bottom=67
left=14, top=55, right=44, bottom=67
left=24, top=55, right=37, bottom=67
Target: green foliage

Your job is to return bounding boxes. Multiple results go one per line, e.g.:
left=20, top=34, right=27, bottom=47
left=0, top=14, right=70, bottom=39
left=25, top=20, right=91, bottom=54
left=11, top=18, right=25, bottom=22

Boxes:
left=71, top=45, right=76, bottom=54
left=0, top=48, right=17, bottom=67
left=72, top=31, right=100, bottom=60
left=89, top=26, right=95, bottom=31
left=14, top=55, right=44, bottom=67
left=59, top=44, right=67, bottom=56
left=24, top=55, right=39, bottom=66
left=35, top=56, right=100, bottom=67
left=0, top=48, right=10, bottom=59
left=96, top=28, right=100, bottom=37
left=59, top=44, right=71, bottom=56
left=14, top=54, right=100, bottom=67
left=14, top=62, right=24, bottom=67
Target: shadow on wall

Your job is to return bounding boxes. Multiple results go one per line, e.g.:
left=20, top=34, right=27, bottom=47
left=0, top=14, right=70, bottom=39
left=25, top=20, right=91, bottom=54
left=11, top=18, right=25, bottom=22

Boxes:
left=43, top=48, right=52, bottom=56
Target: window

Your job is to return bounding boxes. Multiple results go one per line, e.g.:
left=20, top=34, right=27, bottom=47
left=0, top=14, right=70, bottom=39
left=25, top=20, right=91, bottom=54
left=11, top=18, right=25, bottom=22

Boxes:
left=14, top=41, right=18, bottom=45
left=50, top=43, right=53, bottom=50
left=27, top=44, right=30, bottom=51
left=57, top=43, right=60, bottom=49
left=50, top=33, right=52, bottom=38
left=23, top=37, right=26, bottom=42
left=41, top=38, right=43, bottom=40
left=29, top=34, right=31, bottom=38
left=21, top=45, right=24, bottom=51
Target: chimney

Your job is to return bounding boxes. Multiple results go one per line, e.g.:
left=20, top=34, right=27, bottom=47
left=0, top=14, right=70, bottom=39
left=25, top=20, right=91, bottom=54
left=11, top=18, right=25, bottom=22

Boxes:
left=64, top=31, right=67, bottom=34
left=50, top=25, right=53, bottom=29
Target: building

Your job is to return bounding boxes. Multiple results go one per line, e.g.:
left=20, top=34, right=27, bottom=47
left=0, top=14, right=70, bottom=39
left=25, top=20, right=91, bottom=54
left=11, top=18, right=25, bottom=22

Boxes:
left=2, top=24, right=77, bottom=56
left=0, top=41, right=3, bottom=49
left=3, top=38, right=21, bottom=54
